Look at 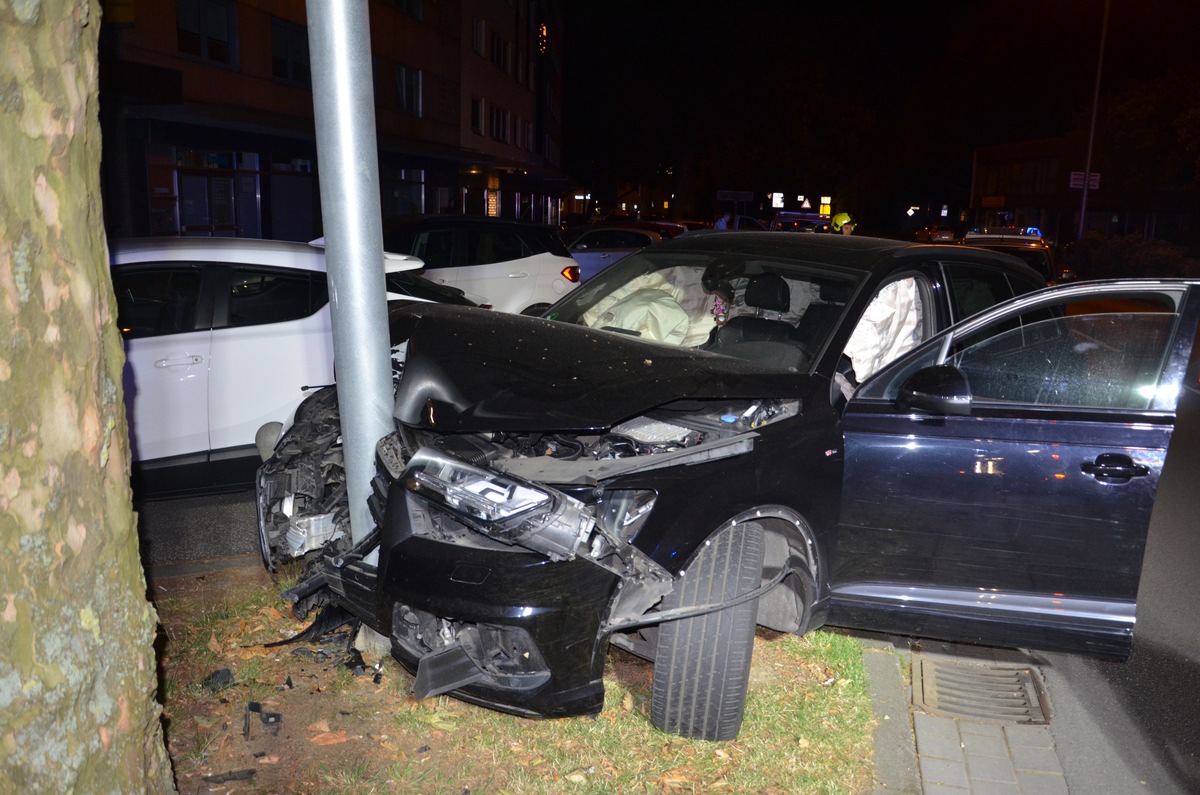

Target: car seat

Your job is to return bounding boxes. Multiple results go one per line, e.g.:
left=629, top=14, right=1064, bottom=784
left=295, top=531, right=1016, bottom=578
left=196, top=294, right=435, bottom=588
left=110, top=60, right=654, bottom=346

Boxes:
left=710, top=273, right=795, bottom=346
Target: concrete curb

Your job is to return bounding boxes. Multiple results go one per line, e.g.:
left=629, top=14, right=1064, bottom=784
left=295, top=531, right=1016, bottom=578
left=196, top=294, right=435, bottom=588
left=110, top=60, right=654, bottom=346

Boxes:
left=864, top=645, right=921, bottom=793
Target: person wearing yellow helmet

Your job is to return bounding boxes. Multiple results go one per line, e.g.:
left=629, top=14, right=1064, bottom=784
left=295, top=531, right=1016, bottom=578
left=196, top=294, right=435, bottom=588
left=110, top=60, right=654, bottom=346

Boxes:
left=832, top=212, right=855, bottom=234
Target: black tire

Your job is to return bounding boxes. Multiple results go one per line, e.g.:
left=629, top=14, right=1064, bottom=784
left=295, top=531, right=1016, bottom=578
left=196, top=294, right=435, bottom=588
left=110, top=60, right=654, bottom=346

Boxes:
left=651, top=521, right=765, bottom=741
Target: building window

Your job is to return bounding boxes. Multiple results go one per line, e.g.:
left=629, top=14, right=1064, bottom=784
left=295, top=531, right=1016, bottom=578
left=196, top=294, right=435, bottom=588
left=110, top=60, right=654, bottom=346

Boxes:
left=490, top=32, right=510, bottom=74
left=384, top=0, right=422, bottom=19
left=472, top=18, right=486, bottom=56
left=176, top=0, right=238, bottom=68
left=271, top=18, right=309, bottom=86
left=470, top=97, right=485, bottom=135
left=489, top=106, right=509, bottom=142
left=395, top=64, right=422, bottom=116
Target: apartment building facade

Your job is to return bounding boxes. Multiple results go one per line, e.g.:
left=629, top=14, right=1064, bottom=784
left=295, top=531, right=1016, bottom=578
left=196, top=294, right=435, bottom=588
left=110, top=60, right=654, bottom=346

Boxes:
left=99, top=0, right=566, bottom=241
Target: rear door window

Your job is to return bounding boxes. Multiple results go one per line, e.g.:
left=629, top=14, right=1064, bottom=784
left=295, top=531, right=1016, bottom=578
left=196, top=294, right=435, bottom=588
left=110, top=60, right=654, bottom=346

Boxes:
left=465, top=228, right=528, bottom=265
left=112, top=266, right=206, bottom=338
left=224, top=267, right=328, bottom=328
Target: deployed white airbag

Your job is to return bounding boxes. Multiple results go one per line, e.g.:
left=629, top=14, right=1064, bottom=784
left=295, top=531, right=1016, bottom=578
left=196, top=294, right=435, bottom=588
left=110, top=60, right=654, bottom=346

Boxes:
left=843, top=277, right=924, bottom=382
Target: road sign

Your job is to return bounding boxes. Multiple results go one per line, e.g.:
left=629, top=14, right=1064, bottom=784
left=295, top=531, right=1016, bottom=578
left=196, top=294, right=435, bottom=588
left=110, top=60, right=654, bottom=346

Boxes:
left=1070, top=171, right=1100, bottom=190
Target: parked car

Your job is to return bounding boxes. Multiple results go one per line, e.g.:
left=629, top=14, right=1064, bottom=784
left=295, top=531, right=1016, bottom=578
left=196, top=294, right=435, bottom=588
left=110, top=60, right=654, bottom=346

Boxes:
left=731, top=214, right=768, bottom=231
left=111, top=236, right=469, bottom=498
left=913, top=224, right=956, bottom=242
left=255, top=233, right=1071, bottom=740
left=568, top=226, right=664, bottom=281
left=382, top=215, right=580, bottom=314
left=961, top=227, right=1071, bottom=284
left=770, top=211, right=832, bottom=233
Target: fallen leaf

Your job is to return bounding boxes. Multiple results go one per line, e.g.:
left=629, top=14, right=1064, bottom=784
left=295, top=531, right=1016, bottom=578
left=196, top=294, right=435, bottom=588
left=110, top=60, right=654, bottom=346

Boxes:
left=798, top=737, right=811, bottom=749
left=621, top=692, right=634, bottom=712
left=207, top=633, right=222, bottom=655
left=418, top=713, right=458, bottom=731
left=307, top=720, right=331, bottom=733
left=661, top=768, right=692, bottom=785
left=564, top=769, right=589, bottom=783
left=257, top=755, right=280, bottom=764
left=310, top=730, right=348, bottom=746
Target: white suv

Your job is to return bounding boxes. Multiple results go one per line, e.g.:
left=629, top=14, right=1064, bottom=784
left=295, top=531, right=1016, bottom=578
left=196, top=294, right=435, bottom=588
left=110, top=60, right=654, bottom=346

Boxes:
left=382, top=216, right=580, bottom=314
left=110, top=237, right=467, bottom=497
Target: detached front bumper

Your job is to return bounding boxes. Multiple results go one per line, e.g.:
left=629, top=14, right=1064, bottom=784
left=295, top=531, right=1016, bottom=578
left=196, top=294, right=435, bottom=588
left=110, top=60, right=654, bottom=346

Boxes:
left=380, top=528, right=620, bottom=718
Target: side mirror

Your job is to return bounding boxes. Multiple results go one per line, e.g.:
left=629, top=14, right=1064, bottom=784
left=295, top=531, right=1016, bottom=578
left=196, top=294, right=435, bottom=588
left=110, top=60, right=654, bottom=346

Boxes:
left=897, top=365, right=972, bottom=416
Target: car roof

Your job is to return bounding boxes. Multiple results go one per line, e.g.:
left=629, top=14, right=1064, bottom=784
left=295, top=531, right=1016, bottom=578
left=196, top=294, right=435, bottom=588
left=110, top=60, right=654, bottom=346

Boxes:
left=656, top=231, right=1046, bottom=281
left=574, top=225, right=663, bottom=238
left=110, top=237, right=327, bottom=271
left=383, top=215, right=561, bottom=232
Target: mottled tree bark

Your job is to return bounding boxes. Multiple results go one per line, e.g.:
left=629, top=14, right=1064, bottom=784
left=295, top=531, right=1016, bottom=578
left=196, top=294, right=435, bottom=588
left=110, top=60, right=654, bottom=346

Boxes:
left=0, top=1, right=174, bottom=791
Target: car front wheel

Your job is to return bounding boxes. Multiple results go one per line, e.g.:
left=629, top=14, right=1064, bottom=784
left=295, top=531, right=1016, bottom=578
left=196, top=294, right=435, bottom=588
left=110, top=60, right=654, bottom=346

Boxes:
left=650, top=521, right=764, bottom=741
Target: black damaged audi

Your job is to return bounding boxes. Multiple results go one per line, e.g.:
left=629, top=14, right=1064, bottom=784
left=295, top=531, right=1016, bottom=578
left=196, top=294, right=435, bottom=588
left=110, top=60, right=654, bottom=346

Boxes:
left=256, top=231, right=1199, bottom=741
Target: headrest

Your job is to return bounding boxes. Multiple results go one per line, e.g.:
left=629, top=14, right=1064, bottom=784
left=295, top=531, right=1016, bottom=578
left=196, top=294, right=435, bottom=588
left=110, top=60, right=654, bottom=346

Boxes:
left=744, top=274, right=790, bottom=312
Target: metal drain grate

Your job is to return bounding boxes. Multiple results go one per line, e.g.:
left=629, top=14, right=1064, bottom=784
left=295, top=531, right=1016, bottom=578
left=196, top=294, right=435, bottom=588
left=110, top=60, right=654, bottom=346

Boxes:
left=912, top=654, right=1051, bottom=724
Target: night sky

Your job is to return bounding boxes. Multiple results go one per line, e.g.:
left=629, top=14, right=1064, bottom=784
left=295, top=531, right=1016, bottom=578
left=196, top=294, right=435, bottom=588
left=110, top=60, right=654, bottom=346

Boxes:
left=561, top=0, right=1200, bottom=226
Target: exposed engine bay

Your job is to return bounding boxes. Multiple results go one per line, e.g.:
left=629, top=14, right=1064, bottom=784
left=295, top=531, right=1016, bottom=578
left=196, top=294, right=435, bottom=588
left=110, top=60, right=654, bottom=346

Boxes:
left=256, top=384, right=797, bottom=577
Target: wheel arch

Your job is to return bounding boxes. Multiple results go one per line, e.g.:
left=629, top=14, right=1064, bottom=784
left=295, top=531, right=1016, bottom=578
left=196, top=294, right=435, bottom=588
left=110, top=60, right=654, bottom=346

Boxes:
left=687, top=505, right=822, bottom=636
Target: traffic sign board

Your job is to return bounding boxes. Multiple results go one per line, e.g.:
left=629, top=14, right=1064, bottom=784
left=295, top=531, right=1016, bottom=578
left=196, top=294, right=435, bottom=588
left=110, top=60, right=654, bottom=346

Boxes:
left=1070, top=171, right=1100, bottom=190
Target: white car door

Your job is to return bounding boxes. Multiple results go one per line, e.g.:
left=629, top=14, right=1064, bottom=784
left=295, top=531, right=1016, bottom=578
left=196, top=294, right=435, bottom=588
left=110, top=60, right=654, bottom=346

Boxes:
left=112, top=264, right=211, bottom=463
left=207, top=265, right=336, bottom=456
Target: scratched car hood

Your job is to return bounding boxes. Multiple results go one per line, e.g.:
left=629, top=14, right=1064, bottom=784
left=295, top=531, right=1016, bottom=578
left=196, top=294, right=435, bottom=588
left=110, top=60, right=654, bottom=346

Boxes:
left=388, top=303, right=808, bottom=433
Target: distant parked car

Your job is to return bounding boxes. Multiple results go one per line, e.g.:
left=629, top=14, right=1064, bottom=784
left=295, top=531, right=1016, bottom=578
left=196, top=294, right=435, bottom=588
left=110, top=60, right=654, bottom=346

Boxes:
left=962, top=227, right=1071, bottom=283
left=383, top=215, right=580, bottom=314
left=913, top=224, right=956, bottom=242
left=731, top=215, right=768, bottom=230
left=111, top=236, right=466, bottom=498
left=568, top=226, right=663, bottom=280
left=770, top=211, right=832, bottom=233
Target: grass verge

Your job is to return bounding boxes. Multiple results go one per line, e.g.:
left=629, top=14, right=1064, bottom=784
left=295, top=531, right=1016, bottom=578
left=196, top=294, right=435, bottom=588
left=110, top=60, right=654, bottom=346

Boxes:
left=152, top=565, right=876, bottom=794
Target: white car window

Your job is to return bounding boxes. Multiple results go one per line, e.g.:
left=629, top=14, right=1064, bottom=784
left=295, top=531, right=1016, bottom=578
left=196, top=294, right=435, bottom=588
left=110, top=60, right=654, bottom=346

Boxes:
left=112, top=266, right=204, bottom=338
left=226, top=267, right=327, bottom=327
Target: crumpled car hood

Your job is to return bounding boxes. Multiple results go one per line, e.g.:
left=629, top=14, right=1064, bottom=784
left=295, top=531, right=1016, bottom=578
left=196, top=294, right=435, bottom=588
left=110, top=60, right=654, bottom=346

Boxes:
left=389, top=303, right=808, bottom=433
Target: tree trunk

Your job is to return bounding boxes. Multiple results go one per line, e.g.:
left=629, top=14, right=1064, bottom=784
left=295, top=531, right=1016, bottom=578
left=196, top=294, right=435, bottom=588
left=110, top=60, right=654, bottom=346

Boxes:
left=0, top=1, right=174, bottom=791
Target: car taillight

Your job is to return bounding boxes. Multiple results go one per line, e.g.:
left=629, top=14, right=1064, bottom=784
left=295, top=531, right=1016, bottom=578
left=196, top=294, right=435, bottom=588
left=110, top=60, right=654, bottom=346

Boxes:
left=561, top=264, right=580, bottom=283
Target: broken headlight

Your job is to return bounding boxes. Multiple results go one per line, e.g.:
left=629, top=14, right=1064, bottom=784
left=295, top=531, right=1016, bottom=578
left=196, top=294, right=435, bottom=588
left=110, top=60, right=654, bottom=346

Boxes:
left=403, top=447, right=593, bottom=561
left=595, top=489, right=657, bottom=542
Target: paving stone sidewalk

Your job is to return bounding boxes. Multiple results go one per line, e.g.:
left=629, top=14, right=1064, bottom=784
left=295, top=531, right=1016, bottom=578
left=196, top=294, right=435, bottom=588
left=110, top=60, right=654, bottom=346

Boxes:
left=865, top=637, right=1070, bottom=794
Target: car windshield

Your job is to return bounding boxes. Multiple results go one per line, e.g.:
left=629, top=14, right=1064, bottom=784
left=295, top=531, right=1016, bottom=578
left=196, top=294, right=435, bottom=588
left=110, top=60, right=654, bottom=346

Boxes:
left=543, top=247, right=860, bottom=372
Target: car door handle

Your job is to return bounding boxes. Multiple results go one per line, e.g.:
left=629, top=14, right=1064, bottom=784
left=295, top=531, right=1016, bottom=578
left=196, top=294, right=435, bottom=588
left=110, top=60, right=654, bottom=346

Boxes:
left=507, top=272, right=529, bottom=279
left=154, top=355, right=203, bottom=368
left=1080, top=453, right=1149, bottom=483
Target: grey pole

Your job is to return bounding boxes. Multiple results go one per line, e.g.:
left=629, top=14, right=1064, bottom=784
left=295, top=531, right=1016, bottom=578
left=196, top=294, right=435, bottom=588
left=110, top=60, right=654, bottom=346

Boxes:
left=306, top=1, right=393, bottom=544
left=1077, top=0, right=1111, bottom=241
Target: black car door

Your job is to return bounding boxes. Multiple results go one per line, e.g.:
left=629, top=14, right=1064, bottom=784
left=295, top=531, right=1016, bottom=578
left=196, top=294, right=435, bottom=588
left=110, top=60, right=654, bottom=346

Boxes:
left=830, top=281, right=1200, bottom=658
